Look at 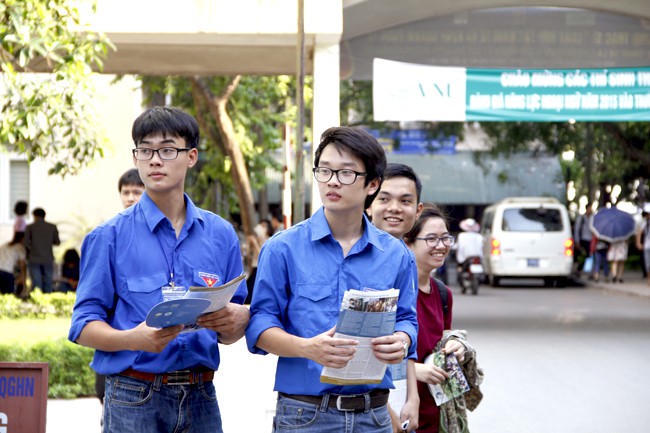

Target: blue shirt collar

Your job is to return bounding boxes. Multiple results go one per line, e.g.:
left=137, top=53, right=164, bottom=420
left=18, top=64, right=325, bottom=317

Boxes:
left=139, top=192, right=205, bottom=233
left=310, top=207, right=384, bottom=252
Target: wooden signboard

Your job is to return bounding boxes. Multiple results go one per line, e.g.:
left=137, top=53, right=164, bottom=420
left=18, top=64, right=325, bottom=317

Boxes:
left=0, top=362, right=48, bottom=433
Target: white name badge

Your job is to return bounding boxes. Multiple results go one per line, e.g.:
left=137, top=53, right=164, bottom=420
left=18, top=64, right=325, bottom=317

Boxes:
left=161, top=285, right=186, bottom=302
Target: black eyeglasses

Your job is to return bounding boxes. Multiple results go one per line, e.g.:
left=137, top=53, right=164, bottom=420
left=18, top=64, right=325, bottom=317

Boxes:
left=132, top=147, right=190, bottom=161
left=313, top=167, right=367, bottom=185
left=414, top=236, right=456, bottom=247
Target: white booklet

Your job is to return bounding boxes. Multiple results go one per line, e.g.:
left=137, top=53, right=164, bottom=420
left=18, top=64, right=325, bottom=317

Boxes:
left=145, top=273, right=246, bottom=332
left=320, top=288, right=399, bottom=385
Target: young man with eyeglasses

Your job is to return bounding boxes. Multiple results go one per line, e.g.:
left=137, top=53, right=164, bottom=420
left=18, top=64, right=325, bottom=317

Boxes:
left=69, top=106, right=249, bottom=433
left=246, top=126, right=419, bottom=433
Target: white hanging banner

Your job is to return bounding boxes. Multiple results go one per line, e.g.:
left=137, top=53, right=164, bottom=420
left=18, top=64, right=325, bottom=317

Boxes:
left=372, top=58, right=467, bottom=122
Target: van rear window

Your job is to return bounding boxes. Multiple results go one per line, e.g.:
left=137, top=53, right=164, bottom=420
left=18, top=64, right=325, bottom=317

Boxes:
left=502, top=208, right=563, bottom=232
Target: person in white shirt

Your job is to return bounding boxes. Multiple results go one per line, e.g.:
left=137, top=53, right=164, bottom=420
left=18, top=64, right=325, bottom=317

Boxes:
left=455, top=218, right=483, bottom=266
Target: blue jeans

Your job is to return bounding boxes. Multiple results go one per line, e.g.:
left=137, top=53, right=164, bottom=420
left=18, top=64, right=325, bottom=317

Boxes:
left=593, top=249, right=609, bottom=278
left=103, top=374, right=222, bottom=433
left=273, top=394, right=392, bottom=433
left=28, top=262, right=53, bottom=293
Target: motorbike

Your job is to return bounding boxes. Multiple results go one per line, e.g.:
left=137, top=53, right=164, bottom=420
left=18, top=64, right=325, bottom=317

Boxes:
left=457, top=256, right=484, bottom=295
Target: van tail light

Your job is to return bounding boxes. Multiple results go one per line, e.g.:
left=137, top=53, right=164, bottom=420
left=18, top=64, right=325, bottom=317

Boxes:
left=490, top=238, right=501, bottom=256
left=564, top=238, right=574, bottom=256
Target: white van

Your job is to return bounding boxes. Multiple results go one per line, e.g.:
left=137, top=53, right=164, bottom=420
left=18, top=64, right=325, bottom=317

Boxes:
left=480, top=197, right=574, bottom=287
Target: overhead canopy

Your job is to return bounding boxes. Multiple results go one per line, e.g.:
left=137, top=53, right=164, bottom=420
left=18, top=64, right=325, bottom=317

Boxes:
left=342, top=5, right=650, bottom=80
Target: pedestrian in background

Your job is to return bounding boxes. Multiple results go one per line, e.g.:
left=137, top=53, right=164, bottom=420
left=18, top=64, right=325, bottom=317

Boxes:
left=608, top=239, right=628, bottom=283
left=245, top=218, right=272, bottom=305
left=0, top=232, right=26, bottom=295
left=590, top=234, right=610, bottom=283
left=13, top=200, right=29, bottom=234
left=118, top=168, right=145, bottom=208
left=24, top=207, right=60, bottom=293
left=574, top=206, right=594, bottom=278
left=69, top=106, right=249, bottom=433
left=635, top=211, right=650, bottom=287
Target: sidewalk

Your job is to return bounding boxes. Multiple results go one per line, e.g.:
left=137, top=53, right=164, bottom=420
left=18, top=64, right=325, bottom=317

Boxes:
left=583, top=269, right=650, bottom=298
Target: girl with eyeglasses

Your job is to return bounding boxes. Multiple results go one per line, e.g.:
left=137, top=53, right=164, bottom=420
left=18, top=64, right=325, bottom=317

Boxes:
left=402, top=204, right=470, bottom=433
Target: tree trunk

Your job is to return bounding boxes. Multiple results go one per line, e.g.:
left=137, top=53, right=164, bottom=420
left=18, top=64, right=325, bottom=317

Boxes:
left=190, top=76, right=256, bottom=238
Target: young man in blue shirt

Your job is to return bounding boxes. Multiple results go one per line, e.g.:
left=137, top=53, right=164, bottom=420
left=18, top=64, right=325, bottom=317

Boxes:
left=69, top=106, right=249, bottom=433
left=246, top=127, right=419, bottom=432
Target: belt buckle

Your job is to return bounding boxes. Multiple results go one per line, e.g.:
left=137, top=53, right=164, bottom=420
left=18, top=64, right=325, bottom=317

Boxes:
left=166, top=370, right=192, bottom=385
left=335, top=394, right=357, bottom=411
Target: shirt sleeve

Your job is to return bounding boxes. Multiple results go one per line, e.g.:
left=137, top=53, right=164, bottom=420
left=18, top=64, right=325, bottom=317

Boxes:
left=245, top=240, right=289, bottom=355
left=68, top=227, right=116, bottom=343
left=395, top=249, right=419, bottom=359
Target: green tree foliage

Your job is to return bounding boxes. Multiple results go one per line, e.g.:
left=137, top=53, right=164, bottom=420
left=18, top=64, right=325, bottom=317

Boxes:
left=480, top=122, right=650, bottom=207
left=1, top=0, right=113, bottom=175
left=140, top=75, right=304, bottom=226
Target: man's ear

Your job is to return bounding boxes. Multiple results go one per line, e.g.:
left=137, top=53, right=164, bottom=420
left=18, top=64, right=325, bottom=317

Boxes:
left=366, top=177, right=381, bottom=197
left=415, top=202, right=424, bottom=218
left=187, top=148, right=199, bottom=168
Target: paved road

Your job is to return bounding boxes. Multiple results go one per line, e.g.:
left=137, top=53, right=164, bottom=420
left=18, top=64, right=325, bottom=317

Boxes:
left=46, top=272, right=650, bottom=432
left=452, top=274, right=650, bottom=433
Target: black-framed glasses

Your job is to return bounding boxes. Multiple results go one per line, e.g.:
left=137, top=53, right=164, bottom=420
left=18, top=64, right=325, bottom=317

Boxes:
left=414, top=236, right=456, bottom=247
left=313, top=167, right=367, bottom=185
left=132, top=147, right=190, bottom=161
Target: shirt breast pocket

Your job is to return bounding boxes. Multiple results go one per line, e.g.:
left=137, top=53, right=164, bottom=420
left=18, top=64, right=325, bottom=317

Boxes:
left=293, top=283, right=338, bottom=333
left=126, top=271, right=168, bottom=302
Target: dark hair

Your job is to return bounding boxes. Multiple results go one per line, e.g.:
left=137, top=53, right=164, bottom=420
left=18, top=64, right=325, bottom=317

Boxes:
left=643, top=211, right=649, bottom=217
left=32, top=208, right=46, bottom=218
left=383, top=163, right=422, bottom=202
left=118, top=168, right=144, bottom=191
left=132, top=106, right=200, bottom=149
left=14, top=201, right=28, bottom=216
left=270, top=208, right=282, bottom=222
left=314, top=127, right=387, bottom=209
left=10, top=231, right=24, bottom=246
left=259, top=219, right=274, bottom=238
left=403, top=203, right=450, bottom=245
left=63, top=248, right=80, bottom=264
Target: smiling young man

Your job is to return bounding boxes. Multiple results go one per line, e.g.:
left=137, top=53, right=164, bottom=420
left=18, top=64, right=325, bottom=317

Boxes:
left=368, top=162, right=424, bottom=432
left=369, top=163, right=424, bottom=239
left=69, top=106, right=249, bottom=433
left=246, top=127, right=418, bottom=433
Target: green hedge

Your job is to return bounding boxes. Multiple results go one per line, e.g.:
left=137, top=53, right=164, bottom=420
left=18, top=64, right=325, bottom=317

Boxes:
left=0, top=338, right=95, bottom=398
left=0, top=291, right=94, bottom=399
left=0, top=290, right=75, bottom=318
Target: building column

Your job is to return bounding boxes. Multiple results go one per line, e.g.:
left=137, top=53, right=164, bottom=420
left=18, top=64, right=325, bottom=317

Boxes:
left=310, top=42, right=340, bottom=214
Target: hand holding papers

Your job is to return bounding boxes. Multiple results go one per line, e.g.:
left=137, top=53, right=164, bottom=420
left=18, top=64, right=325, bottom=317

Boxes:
left=146, top=274, right=246, bottom=331
left=423, top=351, right=470, bottom=406
left=320, top=288, right=399, bottom=385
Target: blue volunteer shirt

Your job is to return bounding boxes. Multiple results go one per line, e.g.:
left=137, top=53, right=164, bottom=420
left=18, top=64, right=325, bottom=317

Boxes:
left=68, top=192, right=246, bottom=375
left=245, top=207, right=418, bottom=395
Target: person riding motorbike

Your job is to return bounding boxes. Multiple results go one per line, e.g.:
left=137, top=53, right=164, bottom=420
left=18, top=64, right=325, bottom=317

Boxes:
left=455, top=218, right=484, bottom=293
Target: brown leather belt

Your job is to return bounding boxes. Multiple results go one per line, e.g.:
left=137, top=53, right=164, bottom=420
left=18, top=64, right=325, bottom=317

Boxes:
left=119, top=368, right=214, bottom=385
left=279, top=389, right=389, bottom=412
